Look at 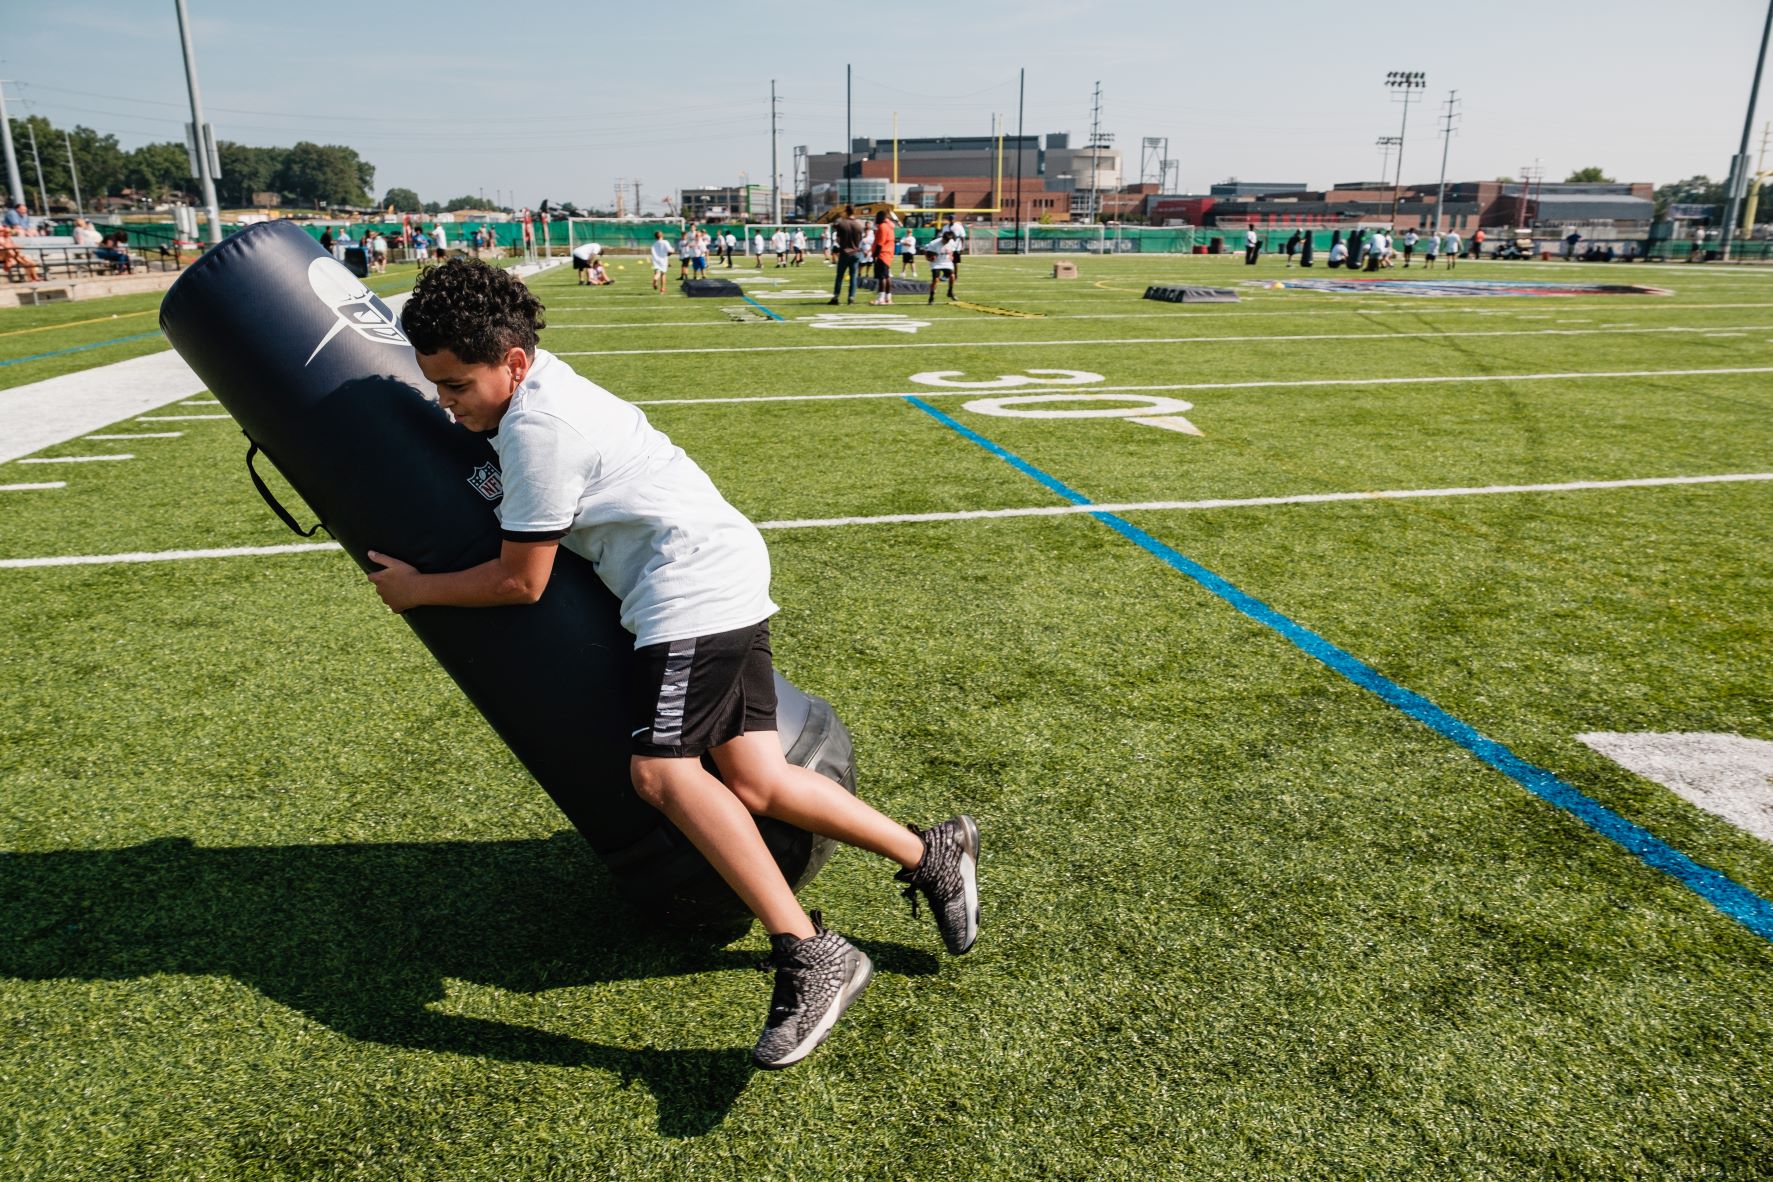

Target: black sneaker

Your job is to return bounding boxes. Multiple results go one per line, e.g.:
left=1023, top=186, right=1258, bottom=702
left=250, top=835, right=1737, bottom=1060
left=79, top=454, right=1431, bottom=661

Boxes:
left=751, top=912, right=873, bottom=1070
left=895, top=815, right=980, bottom=954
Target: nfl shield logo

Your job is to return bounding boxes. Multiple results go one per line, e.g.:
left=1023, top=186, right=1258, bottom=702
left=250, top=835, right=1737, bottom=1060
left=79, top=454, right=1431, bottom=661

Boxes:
left=467, top=462, right=503, bottom=502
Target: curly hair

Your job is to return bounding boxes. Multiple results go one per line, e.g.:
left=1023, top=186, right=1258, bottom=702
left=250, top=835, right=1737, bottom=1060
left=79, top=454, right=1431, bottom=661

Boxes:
left=399, top=257, right=546, bottom=364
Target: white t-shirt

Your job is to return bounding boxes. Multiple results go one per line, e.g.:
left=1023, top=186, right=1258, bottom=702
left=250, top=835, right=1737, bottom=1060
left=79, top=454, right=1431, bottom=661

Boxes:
left=490, top=350, right=776, bottom=647
left=571, top=241, right=600, bottom=261
left=433, top=226, right=447, bottom=249
left=752, top=233, right=765, bottom=253
left=650, top=238, right=673, bottom=269
left=899, top=230, right=917, bottom=254
left=927, top=239, right=957, bottom=271
left=792, top=230, right=806, bottom=249
left=1443, top=232, right=1461, bottom=252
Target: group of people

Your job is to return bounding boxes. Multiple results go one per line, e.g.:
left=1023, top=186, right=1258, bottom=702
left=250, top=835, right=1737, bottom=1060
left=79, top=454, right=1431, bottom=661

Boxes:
left=1325, top=227, right=1465, bottom=271
left=570, top=239, right=612, bottom=285
left=826, top=207, right=966, bottom=305
left=1243, top=225, right=1473, bottom=271
left=0, top=207, right=134, bottom=282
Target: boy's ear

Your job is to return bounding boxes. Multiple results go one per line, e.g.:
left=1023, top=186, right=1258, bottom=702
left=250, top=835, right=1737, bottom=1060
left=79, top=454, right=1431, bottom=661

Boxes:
left=506, top=346, right=532, bottom=384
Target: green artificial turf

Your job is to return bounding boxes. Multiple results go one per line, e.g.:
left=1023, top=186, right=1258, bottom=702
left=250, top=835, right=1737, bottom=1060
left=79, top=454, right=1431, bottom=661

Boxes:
left=2, top=254, right=1771, bottom=1180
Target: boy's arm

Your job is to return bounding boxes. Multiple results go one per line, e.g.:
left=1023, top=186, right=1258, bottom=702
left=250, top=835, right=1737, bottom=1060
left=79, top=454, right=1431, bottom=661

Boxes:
left=366, top=539, right=559, bottom=613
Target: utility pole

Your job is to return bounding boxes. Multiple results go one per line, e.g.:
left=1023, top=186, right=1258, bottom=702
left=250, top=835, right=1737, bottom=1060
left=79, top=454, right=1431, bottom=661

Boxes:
left=1383, top=71, right=1426, bottom=229
left=1721, top=0, right=1773, bottom=261
left=174, top=0, right=224, bottom=245
left=1376, top=136, right=1402, bottom=187
left=1431, top=90, right=1460, bottom=239
left=1015, top=67, right=1026, bottom=253
left=65, top=130, right=83, bottom=216
left=1087, top=81, right=1104, bottom=223
left=612, top=178, right=625, bottom=218
left=770, top=80, right=781, bottom=224
left=846, top=64, right=853, bottom=207
left=633, top=179, right=642, bottom=219
left=25, top=120, right=47, bottom=215
left=0, top=82, right=24, bottom=208
left=1519, top=160, right=1543, bottom=238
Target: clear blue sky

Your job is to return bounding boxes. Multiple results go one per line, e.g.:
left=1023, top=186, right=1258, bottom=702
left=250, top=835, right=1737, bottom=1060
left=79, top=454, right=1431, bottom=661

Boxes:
left=8, top=0, right=1771, bottom=212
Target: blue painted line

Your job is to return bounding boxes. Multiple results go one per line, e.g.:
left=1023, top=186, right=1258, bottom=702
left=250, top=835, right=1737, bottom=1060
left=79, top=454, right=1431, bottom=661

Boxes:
left=0, top=332, right=163, bottom=368
left=741, top=295, right=784, bottom=322
left=904, top=395, right=1773, bottom=942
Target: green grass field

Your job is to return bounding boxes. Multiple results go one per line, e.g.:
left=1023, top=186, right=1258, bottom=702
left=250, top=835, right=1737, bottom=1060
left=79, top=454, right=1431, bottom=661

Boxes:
left=3, top=252, right=1772, bottom=1180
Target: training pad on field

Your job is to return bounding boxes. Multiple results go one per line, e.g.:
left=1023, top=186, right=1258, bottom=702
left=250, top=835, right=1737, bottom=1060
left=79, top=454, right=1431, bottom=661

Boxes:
left=1256, top=278, right=1675, bottom=297
left=1144, top=284, right=1240, bottom=303
left=681, top=278, right=746, bottom=297
left=857, top=275, right=932, bottom=295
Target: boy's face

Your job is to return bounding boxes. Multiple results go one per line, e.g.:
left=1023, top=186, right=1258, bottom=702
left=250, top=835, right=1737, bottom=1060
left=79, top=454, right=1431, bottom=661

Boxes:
left=416, top=346, right=528, bottom=433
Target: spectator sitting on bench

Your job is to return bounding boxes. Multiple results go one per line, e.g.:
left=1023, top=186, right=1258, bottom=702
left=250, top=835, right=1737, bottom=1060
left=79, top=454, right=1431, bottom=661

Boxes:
left=0, top=225, right=41, bottom=281
left=72, top=218, right=102, bottom=248
left=95, top=233, right=131, bottom=273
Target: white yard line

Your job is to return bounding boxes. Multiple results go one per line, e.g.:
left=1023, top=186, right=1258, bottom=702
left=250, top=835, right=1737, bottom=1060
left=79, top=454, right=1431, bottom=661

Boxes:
left=6, top=473, right=1768, bottom=569
left=0, top=482, right=65, bottom=491
left=16, top=453, right=133, bottom=464
left=85, top=432, right=183, bottom=440
left=633, top=365, right=1773, bottom=407
left=0, top=348, right=208, bottom=465
left=136, top=413, right=233, bottom=421
left=558, top=322, right=1773, bottom=358
left=755, top=473, right=1773, bottom=530
left=0, top=542, right=343, bottom=569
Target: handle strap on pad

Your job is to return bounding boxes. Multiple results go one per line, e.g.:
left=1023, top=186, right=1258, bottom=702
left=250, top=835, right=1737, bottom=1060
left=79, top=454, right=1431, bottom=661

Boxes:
left=245, top=437, right=325, bottom=538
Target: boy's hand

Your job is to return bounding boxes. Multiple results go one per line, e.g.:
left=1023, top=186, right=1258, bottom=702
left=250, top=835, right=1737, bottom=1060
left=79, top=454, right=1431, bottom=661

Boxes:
left=366, top=550, right=423, bottom=613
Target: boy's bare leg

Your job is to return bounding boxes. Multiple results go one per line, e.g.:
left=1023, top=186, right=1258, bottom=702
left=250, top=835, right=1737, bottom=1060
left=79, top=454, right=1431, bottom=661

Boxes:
left=632, top=754, right=816, bottom=938
left=711, top=731, right=925, bottom=868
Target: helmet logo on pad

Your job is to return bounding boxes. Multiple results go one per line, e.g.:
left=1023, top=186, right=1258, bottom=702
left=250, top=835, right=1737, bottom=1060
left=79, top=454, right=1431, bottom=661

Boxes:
left=304, top=256, right=409, bottom=366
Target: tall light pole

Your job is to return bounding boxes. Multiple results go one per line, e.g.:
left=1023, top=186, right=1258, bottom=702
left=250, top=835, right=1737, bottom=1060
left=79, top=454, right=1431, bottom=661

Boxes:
left=174, top=0, right=223, bottom=245
left=1384, top=70, right=1426, bottom=229
left=1721, top=0, right=1773, bottom=261
left=0, top=82, right=24, bottom=208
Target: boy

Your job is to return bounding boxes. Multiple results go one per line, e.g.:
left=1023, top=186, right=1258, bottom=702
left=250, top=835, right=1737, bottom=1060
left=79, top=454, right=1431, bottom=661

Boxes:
left=899, top=224, right=918, bottom=277
left=366, top=259, right=980, bottom=1069
left=925, top=230, right=958, bottom=302
left=650, top=230, right=673, bottom=294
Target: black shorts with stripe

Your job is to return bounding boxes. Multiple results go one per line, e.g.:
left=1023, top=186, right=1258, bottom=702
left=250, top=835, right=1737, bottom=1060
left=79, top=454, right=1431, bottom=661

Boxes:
left=628, top=620, right=777, bottom=758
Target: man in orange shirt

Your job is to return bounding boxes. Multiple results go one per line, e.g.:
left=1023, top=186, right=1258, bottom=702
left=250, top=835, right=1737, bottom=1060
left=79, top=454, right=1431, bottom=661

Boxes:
left=869, top=210, right=896, bottom=305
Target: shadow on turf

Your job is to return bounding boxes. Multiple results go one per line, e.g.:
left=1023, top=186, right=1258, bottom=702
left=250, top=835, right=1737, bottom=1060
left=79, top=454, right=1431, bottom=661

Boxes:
left=0, top=831, right=938, bottom=1138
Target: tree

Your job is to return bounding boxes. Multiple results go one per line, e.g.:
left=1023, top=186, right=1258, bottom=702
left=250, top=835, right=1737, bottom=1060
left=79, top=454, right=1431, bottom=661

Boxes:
left=126, top=141, right=195, bottom=202
left=422, top=201, right=442, bottom=214
left=274, top=141, right=373, bottom=207
left=382, top=187, right=423, bottom=212
left=6, top=115, right=128, bottom=207
left=1653, top=175, right=1726, bottom=218
left=444, top=194, right=482, bottom=212
left=1565, top=167, right=1614, bottom=183
left=214, top=142, right=286, bottom=207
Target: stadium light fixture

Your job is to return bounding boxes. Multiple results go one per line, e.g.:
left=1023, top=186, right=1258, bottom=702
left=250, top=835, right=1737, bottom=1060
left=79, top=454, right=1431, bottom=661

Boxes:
left=1383, top=71, right=1427, bottom=229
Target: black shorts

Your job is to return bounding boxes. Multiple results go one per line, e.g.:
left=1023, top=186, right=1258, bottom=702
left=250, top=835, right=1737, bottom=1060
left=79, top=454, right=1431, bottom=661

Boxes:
left=873, top=259, right=891, bottom=280
left=572, top=256, right=590, bottom=270
left=628, top=620, right=777, bottom=758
